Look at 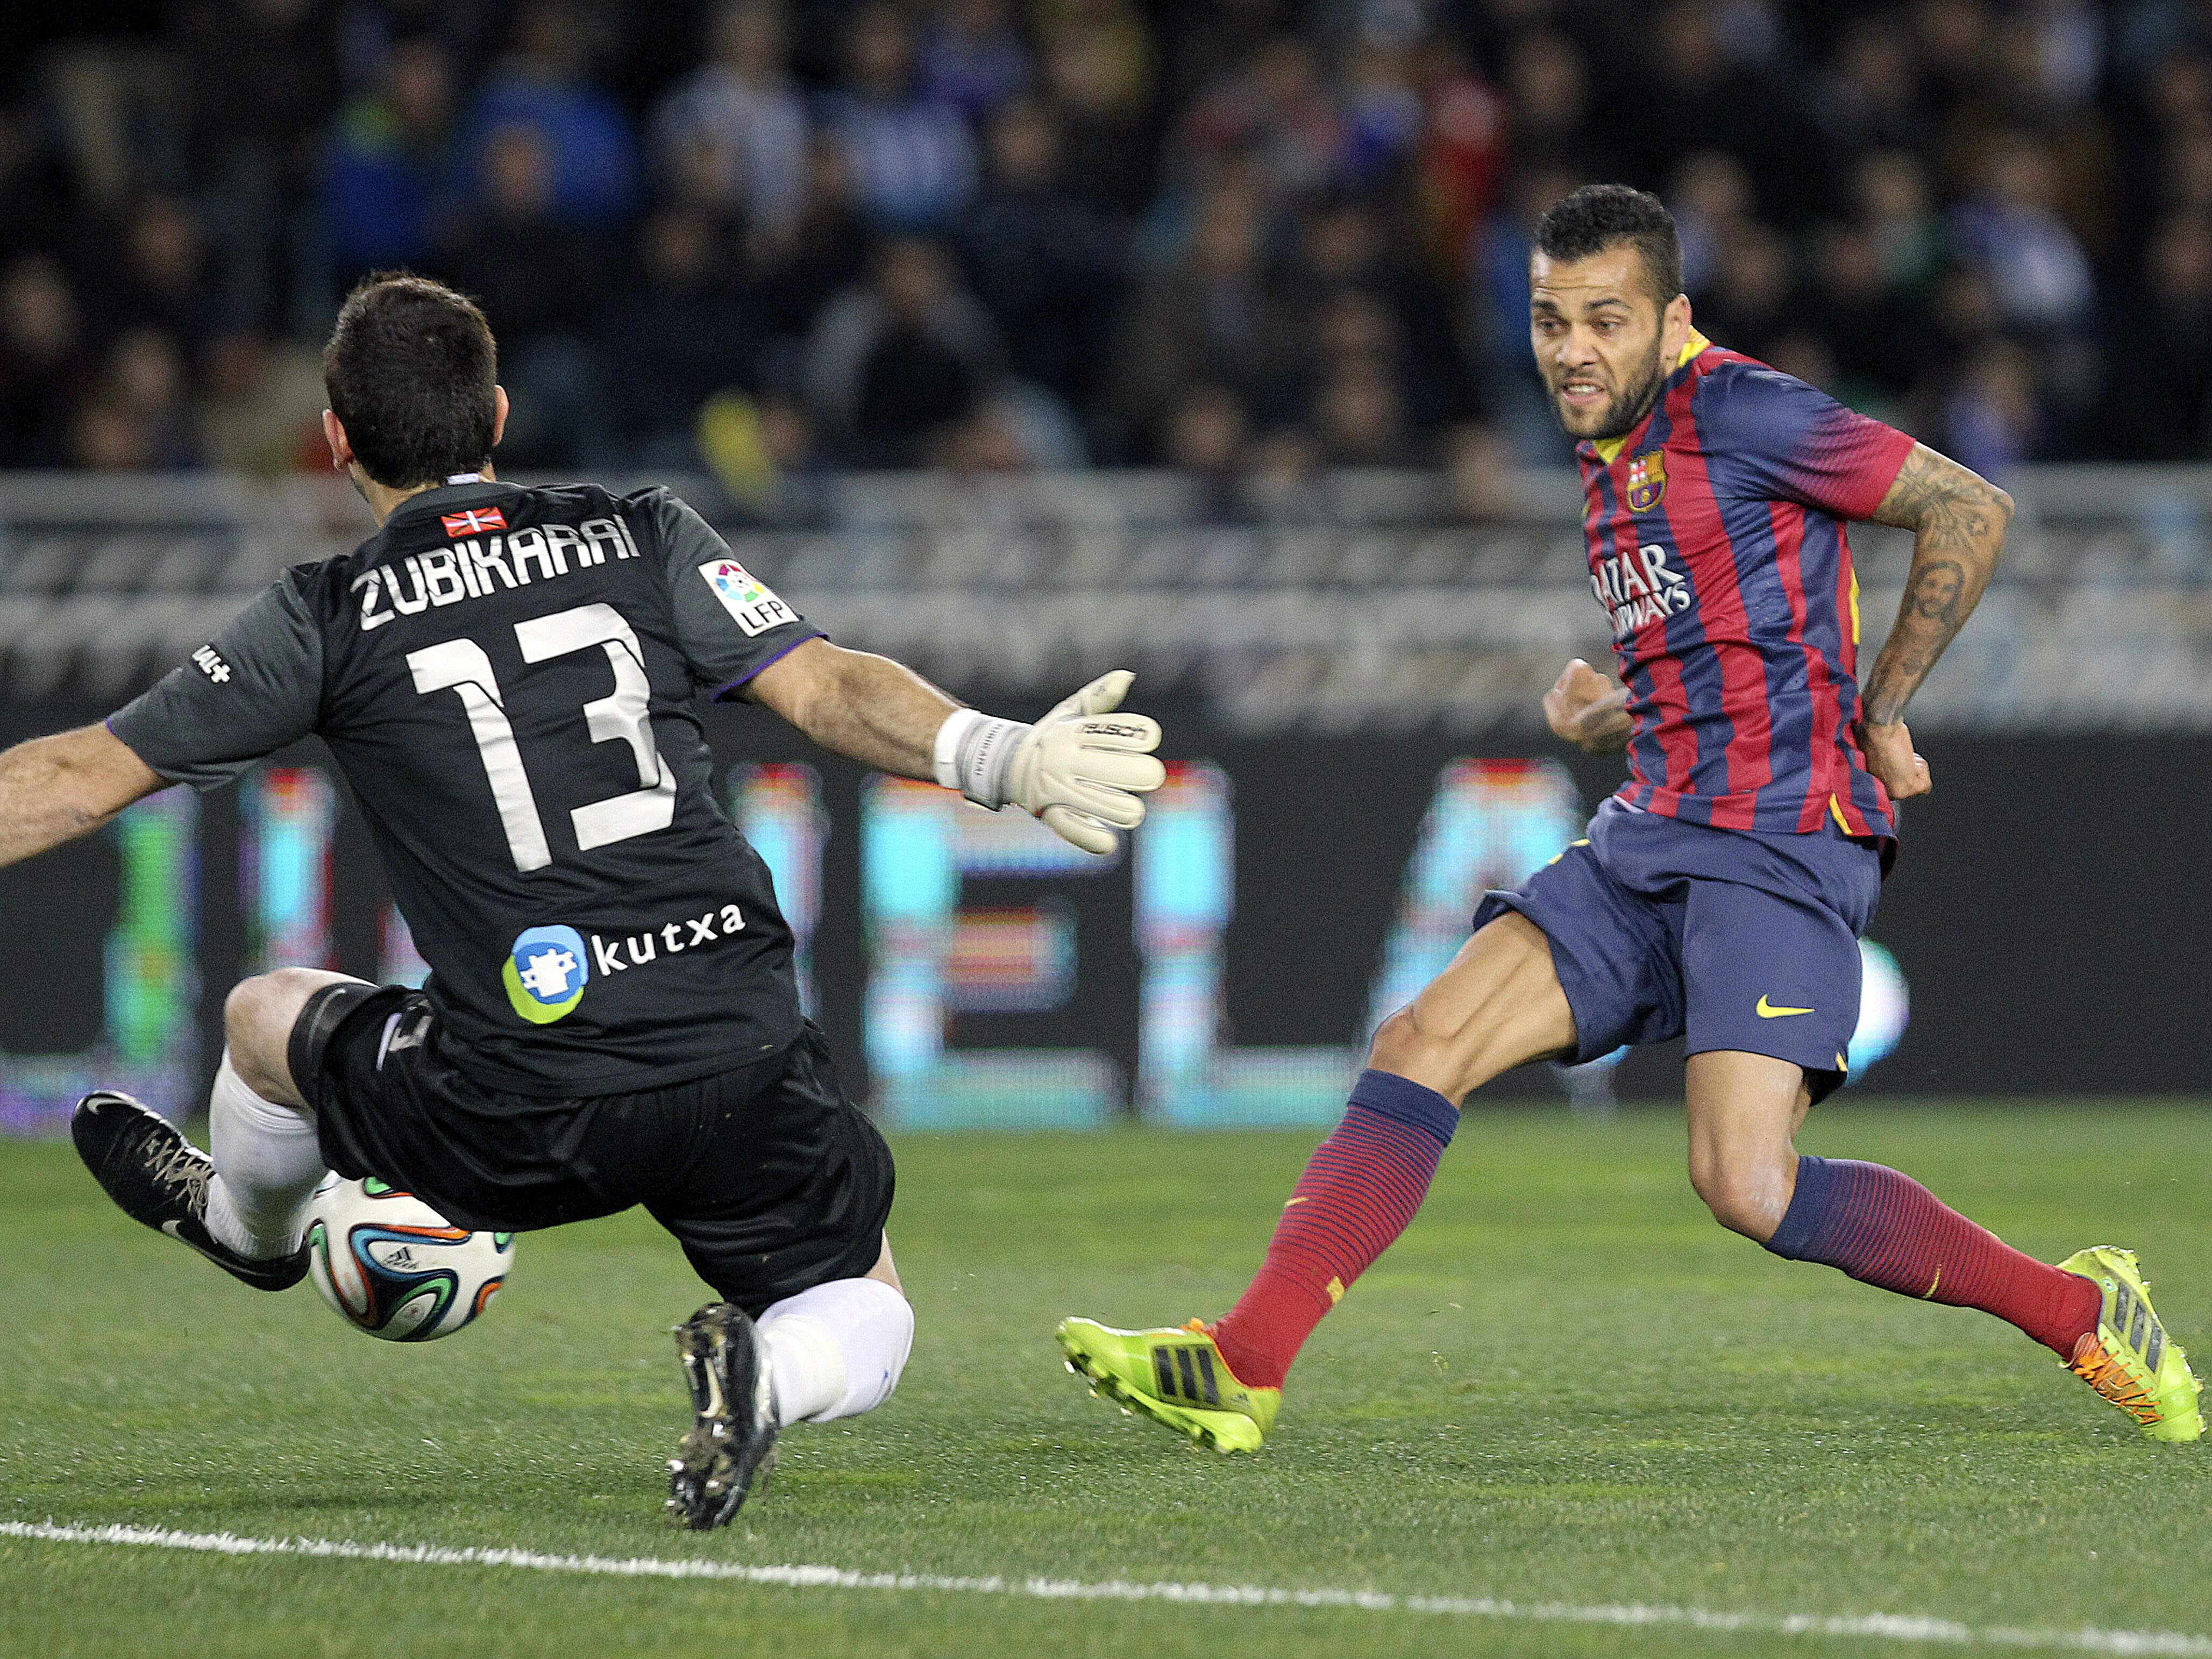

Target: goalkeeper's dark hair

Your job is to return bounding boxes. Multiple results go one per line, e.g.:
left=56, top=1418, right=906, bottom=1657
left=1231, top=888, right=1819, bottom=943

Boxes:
left=1534, top=184, right=1684, bottom=306
left=323, top=273, right=498, bottom=489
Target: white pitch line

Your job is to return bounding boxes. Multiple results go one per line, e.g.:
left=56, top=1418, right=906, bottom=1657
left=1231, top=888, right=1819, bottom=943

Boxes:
left=4, top=1520, right=2209, bottom=1656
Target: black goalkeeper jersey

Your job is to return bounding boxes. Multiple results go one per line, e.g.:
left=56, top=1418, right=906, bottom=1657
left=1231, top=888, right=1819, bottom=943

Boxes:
left=109, top=479, right=821, bottom=1096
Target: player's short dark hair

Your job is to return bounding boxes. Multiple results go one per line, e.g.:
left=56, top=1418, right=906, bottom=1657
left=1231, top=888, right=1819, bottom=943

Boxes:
left=1534, top=184, right=1685, bottom=307
left=322, top=273, right=498, bottom=489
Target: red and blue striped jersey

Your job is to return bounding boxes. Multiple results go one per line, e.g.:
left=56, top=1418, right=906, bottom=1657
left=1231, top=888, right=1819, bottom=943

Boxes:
left=1576, top=334, right=1916, bottom=839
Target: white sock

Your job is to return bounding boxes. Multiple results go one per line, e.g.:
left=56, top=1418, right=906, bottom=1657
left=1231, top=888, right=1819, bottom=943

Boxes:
left=758, top=1277, right=914, bottom=1427
left=203, top=1051, right=326, bottom=1260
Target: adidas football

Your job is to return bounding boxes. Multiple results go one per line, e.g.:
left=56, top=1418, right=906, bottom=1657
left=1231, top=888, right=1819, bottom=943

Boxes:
left=304, top=1176, right=515, bottom=1342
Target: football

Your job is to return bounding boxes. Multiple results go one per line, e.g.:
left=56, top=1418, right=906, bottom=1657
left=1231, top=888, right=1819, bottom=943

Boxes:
left=303, top=1176, right=515, bottom=1342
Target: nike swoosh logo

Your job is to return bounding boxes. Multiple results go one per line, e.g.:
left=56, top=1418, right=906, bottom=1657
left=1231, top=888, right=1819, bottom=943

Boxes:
left=161, top=1219, right=222, bottom=1263
left=1755, top=995, right=1814, bottom=1019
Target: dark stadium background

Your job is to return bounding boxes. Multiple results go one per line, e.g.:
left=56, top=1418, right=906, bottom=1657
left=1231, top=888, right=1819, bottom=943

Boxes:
left=2, top=0, right=2206, bottom=1121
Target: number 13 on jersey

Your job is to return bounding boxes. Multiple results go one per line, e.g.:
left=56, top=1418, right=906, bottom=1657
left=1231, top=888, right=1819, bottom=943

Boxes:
left=406, top=602, right=675, bottom=872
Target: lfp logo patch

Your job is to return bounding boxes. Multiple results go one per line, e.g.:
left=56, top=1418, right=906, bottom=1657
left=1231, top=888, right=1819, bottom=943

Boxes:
left=502, top=925, right=588, bottom=1023
left=1625, top=450, right=1668, bottom=512
left=698, top=559, right=798, bottom=638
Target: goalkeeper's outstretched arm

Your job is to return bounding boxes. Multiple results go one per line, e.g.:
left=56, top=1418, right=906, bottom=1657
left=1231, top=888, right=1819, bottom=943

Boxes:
left=745, top=637, right=1165, bottom=855
left=0, top=723, right=163, bottom=870
left=743, top=637, right=963, bottom=780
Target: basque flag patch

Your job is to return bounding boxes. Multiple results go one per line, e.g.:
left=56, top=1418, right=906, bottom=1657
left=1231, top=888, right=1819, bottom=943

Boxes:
left=440, top=505, right=507, bottom=537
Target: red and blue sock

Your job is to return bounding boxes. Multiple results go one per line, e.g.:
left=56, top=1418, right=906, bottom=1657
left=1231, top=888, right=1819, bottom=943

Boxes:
left=1210, top=1070, right=1457, bottom=1390
left=1764, top=1156, right=2099, bottom=1356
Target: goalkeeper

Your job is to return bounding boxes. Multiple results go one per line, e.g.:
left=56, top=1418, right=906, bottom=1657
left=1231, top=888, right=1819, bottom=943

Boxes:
left=0, top=274, right=1166, bottom=1528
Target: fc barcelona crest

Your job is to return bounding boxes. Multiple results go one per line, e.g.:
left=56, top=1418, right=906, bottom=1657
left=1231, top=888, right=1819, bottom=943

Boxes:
left=1625, top=450, right=1668, bottom=512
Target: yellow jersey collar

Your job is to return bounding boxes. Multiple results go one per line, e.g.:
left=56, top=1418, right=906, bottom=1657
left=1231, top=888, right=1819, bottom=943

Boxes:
left=1589, top=330, right=1712, bottom=465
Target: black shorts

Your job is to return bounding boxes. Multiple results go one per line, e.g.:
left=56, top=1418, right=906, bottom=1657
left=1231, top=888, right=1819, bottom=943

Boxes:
left=288, top=984, right=894, bottom=1316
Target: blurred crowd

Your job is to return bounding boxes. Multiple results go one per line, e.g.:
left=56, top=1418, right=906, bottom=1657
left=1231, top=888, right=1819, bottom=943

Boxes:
left=4, top=0, right=2212, bottom=509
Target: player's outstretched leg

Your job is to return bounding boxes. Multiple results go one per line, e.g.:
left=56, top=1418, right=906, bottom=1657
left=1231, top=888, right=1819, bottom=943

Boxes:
left=1768, top=1162, right=2201, bottom=1441
left=72, top=1090, right=309, bottom=1291
left=1690, top=1051, right=2203, bottom=1443
left=1059, top=913, right=1576, bottom=1450
left=668, top=1302, right=779, bottom=1529
left=75, top=969, right=359, bottom=1292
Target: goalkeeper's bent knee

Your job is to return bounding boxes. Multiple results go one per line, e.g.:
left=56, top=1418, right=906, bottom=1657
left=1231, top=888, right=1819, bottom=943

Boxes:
left=758, top=1277, right=914, bottom=1425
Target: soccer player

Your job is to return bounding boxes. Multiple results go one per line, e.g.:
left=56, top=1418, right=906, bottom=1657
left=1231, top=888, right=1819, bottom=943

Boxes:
left=12, top=274, right=1165, bottom=1526
left=1057, top=185, right=2202, bottom=1450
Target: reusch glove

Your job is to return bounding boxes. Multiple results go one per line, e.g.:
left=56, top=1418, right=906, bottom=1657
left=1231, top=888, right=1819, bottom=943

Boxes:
left=931, top=671, right=1165, bottom=855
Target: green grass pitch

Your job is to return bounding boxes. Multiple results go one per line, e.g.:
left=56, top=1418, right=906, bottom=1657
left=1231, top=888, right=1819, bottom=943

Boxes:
left=4, top=1101, right=2211, bottom=1658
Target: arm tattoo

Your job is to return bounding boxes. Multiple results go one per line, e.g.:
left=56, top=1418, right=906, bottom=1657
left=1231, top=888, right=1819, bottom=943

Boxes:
left=1908, top=560, right=1966, bottom=626
left=1860, top=446, right=2010, bottom=727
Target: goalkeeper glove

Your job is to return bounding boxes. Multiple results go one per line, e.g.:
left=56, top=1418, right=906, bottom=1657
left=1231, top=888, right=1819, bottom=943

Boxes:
left=932, top=670, right=1165, bottom=855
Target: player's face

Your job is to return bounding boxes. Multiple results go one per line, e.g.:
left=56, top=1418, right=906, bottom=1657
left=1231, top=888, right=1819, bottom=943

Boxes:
left=1528, top=247, right=1687, bottom=440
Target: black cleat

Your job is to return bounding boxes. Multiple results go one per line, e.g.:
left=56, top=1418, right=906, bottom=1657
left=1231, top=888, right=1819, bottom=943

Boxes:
left=667, top=1302, right=778, bottom=1529
left=71, top=1090, right=308, bottom=1292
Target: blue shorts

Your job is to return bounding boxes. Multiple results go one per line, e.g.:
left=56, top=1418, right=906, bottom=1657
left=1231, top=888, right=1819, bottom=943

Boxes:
left=1473, top=797, right=1883, bottom=1103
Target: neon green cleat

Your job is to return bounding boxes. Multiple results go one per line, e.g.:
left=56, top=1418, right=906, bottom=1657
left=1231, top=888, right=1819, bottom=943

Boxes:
left=1056, top=1318, right=1281, bottom=1453
left=2057, top=1247, right=2203, bottom=1443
